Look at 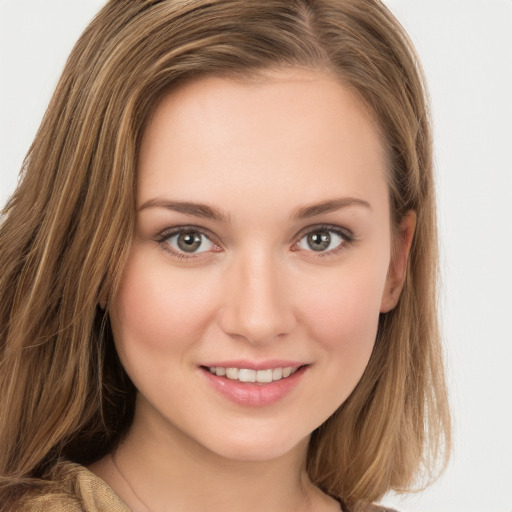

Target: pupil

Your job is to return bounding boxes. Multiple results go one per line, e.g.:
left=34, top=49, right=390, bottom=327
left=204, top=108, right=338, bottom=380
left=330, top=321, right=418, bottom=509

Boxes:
left=308, top=232, right=330, bottom=251
left=177, top=232, right=202, bottom=252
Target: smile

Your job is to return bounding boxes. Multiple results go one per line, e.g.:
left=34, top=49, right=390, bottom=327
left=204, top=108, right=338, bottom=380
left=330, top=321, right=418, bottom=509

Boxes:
left=206, top=366, right=299, bottom=383
left=201, top=363, right=308, bottom=406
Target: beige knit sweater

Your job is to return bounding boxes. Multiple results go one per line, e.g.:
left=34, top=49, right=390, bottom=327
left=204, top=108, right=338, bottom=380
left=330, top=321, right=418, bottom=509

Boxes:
left=14, top=461, right=396, bottom=512
left=16, top=462, right=130, bottom=512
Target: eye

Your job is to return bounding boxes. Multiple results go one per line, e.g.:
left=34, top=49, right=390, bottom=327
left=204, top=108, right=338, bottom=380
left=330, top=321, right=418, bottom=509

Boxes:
left=296, top=228, right=349, bottom=253
left=161, top=229, right=217, bottom=255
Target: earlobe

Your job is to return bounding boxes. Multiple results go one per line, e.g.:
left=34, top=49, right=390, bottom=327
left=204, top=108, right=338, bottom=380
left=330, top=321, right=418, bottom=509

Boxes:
left=380, top=210, right=416, bottom=313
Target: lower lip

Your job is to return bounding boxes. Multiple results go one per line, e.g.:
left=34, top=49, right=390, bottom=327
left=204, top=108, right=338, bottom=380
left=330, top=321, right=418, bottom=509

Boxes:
left=201, top=366, right=307, bottom=407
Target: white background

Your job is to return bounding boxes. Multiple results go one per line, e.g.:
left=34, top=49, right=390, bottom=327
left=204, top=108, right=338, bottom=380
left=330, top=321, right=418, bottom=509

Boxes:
left=1, top=1, right=511, bottom=511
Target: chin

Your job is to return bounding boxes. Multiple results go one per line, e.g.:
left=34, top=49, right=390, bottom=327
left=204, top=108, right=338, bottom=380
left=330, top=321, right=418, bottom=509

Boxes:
left=213, top=438, right=308, bottom=463
left=193, top=424, right=311, bottom=463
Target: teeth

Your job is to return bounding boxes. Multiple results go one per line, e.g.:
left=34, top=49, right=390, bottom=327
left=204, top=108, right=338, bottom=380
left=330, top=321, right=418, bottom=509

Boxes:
left=272, top=367, right=283, bottom=381
left=225, top=367, right=239, bottom=380
left=208, top=366, right=299, bottom=383
left=256, top=369, right=273, bottom=383
left=238, top=369, right=256, bottom=382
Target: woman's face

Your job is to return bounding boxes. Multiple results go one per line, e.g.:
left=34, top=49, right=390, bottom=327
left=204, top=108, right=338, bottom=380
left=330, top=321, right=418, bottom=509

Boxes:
left=110, top=69, right=409, bottom=461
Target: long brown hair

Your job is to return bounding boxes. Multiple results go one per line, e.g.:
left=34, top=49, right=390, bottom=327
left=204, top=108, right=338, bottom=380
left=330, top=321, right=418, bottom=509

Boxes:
left=0, top=0, right=450, bottom=509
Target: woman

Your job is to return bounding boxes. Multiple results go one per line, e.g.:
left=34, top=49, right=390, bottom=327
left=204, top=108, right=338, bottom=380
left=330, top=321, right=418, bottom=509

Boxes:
left=0, top=1, right=451, bottom=511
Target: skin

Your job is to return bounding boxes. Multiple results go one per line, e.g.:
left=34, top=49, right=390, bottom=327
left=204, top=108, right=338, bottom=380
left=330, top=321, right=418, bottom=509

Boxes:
left=90, top=68, right=415, bottom=512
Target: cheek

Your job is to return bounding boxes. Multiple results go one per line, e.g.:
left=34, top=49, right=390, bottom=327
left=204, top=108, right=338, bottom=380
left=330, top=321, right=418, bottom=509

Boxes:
left=287, top=255, right=390, bottom=422
left=110, top=248, right=218, bottom=360
left=296, top=257, right=388, bottom=360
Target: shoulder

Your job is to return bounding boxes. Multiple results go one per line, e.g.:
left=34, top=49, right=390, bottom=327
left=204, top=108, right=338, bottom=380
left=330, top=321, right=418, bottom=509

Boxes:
left=9, top=461, right=130, bottom=512
left=364, top=505, right=399, bottom=512
left=344, top=504, right=399, bottom=512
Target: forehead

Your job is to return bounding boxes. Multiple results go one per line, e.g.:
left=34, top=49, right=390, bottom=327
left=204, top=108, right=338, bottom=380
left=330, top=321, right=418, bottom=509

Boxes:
left=137, top=68, right=389, bottom=217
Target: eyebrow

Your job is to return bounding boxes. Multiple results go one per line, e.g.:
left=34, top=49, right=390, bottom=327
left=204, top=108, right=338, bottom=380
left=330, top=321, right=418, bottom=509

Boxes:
left=292, top=197, right=371, bottom=219
left=138, top=198, right=230, bottom=222
left=138, top=196, right=371, bottom=222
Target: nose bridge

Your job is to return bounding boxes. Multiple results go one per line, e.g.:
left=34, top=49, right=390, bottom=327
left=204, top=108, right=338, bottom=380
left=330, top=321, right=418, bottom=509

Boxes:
left=219, top=248, right=295, bottom=344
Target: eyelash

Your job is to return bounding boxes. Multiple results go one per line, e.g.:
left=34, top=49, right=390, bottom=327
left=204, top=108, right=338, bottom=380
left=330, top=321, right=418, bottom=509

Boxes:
left=293, top=224, right=354, bottom=257
left=153, top=224, right=354, bottom=260
left=154, top=226, right=220, bottom=260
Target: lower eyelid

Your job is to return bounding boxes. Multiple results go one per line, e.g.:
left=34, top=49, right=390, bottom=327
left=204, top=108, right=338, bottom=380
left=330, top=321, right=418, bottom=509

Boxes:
left=168, top=232, right=214, bottom=250
left=158, top=241, right=209, bottom=261
left=154, top=225, right=352, bottom=259
left=155, top=228, right=224, bottom=260
left=295, top=227, right=352, bottom=251
left=311, top=242, right=347, bottom=257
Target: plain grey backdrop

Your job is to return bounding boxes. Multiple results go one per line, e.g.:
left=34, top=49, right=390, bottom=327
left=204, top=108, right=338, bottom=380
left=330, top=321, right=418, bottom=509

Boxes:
left=1, top=1, right=511, bottom=511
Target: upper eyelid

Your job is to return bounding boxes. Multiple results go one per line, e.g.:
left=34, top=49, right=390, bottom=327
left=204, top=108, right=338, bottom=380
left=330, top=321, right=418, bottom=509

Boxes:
left=155, top=227, right=220, bottom=259
left=294, top=223, right=354, bottom=242
left=155, top=225, right=219, bottom=243
left=154, top=223, right=354, bottom=250
left=154, top=227, right=222, bottom=260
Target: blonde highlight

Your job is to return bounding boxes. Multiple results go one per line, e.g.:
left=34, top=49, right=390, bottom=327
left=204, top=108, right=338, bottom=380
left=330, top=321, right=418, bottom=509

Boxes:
left=0, top=1, right=450, bottom=509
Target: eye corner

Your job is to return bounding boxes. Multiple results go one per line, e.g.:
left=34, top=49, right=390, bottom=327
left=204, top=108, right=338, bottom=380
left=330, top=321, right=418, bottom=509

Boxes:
left=293, top=224, right=354, bottom=256
left=153, top=225, right=223, bottom=260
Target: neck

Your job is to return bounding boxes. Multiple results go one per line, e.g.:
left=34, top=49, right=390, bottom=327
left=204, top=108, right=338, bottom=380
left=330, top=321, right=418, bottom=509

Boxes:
left=101, top=397, right=324, bottom=512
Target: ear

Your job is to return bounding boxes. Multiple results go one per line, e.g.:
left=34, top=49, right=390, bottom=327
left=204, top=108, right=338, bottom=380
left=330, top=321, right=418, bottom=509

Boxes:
left=380, top=210, right=416, bottom=313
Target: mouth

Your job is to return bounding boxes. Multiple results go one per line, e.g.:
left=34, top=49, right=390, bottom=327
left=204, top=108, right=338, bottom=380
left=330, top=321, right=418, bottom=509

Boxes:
left=200, top=362, right=309, bottom=406
left=203, top=365, right=303, bottom=384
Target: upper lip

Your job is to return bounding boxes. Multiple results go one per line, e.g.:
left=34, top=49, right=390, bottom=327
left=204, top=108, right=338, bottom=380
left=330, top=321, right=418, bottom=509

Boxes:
left=200, top=360, right=307, bottom=370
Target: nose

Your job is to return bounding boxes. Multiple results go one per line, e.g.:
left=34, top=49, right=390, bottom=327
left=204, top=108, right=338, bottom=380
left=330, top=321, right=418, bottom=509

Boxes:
left=218, top=251, right=297, bottom=345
